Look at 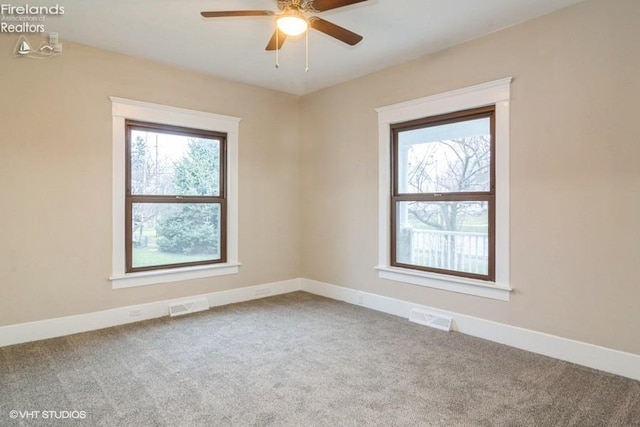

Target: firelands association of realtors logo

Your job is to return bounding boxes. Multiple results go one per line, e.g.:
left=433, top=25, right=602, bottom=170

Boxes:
left=2, top=4, right=64, bottom=58
left=1, top=3, right=64, bottom=33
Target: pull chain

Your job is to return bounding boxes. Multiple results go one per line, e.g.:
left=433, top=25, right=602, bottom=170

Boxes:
left=275, top=28, right=280, bottom=68
left=305, top=29, right=309, bottom=72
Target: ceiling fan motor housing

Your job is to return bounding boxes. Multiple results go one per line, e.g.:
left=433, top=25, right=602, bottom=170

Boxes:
left=278, top=0, right=313, bottom=12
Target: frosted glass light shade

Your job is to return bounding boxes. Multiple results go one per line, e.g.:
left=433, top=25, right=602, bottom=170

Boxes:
left=277, top=16, right=308, bottom=36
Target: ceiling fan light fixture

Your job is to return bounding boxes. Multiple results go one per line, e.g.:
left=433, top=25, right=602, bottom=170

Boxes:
left=277, top=14, right=308, bottom=36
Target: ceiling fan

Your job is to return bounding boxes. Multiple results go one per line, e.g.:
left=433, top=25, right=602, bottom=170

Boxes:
left=200, top=0, right=368, bottom=51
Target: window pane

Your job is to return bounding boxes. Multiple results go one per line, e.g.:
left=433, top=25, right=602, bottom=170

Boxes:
left=131, top=203, right=221, bottom=269
left=130, top=129, right=221, bottom=196
left=396, top=201, right=489, bottom=275
left=397, top=118, right=491, bottom=193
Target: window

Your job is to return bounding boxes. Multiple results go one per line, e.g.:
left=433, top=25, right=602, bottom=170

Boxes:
left=376, top=78, right=512, bottom=301
left=125, top=120, right=227, bottom=272
left=110, top=98, right=240, bottom=289
left=391, top=106, right=495, bottom=281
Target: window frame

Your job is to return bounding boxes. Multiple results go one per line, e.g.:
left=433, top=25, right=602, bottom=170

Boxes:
left=110, top=97, right=241, bottom=289
left=375, top=78, right=512, bottom=301
left=390, top=106, right=496, bottom=281
left=124, top=120, right=228, bottom=273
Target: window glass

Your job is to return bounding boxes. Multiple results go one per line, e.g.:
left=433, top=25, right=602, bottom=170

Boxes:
left=131, top=202, right=222, bottom=269
left=130, top=129, right=221, bottom=197
left=395, top=201, right=489, bottom=276
left=397, top=118, right=491, bottom=193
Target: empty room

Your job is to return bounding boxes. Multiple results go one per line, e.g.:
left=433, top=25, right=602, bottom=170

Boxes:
left=1, top=0, right=639, bottom=425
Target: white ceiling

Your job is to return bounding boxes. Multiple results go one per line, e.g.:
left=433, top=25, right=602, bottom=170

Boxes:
left=40, top=0, right=583, bottom=95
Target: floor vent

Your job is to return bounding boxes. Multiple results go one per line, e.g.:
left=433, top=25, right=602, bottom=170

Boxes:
left=409, top=308, right=453, bottom=332
left=168, top=298, right=209, bottom=317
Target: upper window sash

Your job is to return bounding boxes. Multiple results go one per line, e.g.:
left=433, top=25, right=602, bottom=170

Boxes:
left=124, top=120, right=227, bottom=200
left=391, top=106, right=496, bottom=197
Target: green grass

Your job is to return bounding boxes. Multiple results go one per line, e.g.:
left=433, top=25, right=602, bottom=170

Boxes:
left=132, top=247, right=219, bottom=268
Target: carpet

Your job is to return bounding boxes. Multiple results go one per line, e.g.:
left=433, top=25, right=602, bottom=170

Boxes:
left=1, top=292, right=638, bottom=426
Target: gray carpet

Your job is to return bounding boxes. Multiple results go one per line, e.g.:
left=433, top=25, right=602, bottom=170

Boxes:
left=1, top=292, right=639, bottom=426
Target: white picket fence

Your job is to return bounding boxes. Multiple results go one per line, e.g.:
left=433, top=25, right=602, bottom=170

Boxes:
left=408, top=229, right=489, bottom=274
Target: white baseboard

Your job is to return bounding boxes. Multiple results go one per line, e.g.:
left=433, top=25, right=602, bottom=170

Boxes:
left=3, top=277, right=638, bottom=382
left=0, top=279, right=301, bottom=348
left=300, top=278, right=640, bottom=381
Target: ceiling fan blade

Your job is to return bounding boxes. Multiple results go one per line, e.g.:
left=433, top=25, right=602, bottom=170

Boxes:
left=265, top=29, right=288, bottom=51
left=310, top=18, right=363, bottom=46
left=311, top=0, right=368, bottom=12
left=201, top=10, right=274, bottom=18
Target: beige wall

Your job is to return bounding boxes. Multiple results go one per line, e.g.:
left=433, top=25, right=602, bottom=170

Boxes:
left=0, top=38, right=302, bottom=325
left=2, top=0, right=638, bottom=357
left=301, top=0, right=640, bottom=355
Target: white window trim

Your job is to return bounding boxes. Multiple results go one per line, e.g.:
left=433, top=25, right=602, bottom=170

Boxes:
left=109, top=97, right=241, bottom=289
left=375, top=78, right=512, bottom=301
